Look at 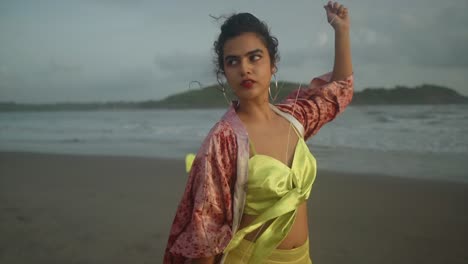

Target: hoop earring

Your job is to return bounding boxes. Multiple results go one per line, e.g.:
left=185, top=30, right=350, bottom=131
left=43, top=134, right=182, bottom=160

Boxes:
left=218, top=82, right=239, bottom=108
left=269, top=74, right=280, bottom=103
left=220, top=85, right=232, bottom=105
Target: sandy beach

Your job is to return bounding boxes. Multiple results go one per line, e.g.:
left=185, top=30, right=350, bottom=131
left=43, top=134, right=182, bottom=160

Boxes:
left=1, top=151, right=467, bottom=264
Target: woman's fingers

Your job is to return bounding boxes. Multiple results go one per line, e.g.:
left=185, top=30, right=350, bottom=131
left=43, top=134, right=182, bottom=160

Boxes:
left=341, top=8, right=348, bottom=17
left=338, top=6, right=348, bottom=18
left=325, top=1, right=349, bottom=23
left=337, top=5, right=345, bottom=14
left=333, top=2, right=340, bottom=10
left=327, top=1, right=346, bottom=15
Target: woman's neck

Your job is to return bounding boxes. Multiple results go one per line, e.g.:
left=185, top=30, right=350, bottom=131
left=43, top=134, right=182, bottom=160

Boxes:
left=236, top=99, right=276, bottom=123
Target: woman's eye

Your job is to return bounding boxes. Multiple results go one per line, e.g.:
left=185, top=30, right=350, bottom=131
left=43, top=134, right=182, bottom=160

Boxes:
left=227, top=59, right=238, bottom=66
left=251, top=55, right=261, bottom=61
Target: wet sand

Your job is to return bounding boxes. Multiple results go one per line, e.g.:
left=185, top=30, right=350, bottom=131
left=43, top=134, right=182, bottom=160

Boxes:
left=1, top=151, right=467, bottom=264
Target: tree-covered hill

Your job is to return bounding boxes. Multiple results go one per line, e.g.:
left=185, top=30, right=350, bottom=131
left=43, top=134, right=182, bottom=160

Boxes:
left=1, top=82, right=467, bottom=111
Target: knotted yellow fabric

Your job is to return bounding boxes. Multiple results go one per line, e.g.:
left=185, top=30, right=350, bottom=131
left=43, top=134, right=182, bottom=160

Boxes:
left=223, top=125, right=317, bottom=263
left=224, top=237, right=312, bottom=263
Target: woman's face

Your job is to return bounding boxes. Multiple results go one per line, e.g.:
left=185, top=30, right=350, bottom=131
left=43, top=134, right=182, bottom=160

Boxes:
left=222, top=32, right=275, bottom=103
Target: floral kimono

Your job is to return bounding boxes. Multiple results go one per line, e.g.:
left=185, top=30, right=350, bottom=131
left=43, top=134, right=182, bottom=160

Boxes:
left=164, top=71, right=354, bottom=264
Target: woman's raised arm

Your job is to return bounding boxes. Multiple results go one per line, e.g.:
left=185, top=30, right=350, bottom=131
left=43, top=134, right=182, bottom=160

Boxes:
left=324, top=1, right=353, bottom=81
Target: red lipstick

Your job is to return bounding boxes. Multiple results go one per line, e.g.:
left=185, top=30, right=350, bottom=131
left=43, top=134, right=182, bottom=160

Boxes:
left=241, top=80, right=254, bottom=88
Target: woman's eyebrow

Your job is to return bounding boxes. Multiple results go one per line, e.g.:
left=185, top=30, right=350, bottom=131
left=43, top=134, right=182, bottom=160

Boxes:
left=245, top=49, right=263, bottom=56
left=224, top=49, right=263, bottom=60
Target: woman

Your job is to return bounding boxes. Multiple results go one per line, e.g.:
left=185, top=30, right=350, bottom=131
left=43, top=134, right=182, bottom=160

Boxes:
left=164, top=1, right=353, bottom=263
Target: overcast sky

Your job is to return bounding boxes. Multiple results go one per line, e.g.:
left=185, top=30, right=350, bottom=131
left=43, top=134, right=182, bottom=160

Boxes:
left=1, top=0, right=467, bottom=103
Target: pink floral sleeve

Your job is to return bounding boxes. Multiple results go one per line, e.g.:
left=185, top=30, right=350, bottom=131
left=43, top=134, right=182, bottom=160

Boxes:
left=276, top=72, right=354, bottom=140
left=164, top=121, right=237, bottom=263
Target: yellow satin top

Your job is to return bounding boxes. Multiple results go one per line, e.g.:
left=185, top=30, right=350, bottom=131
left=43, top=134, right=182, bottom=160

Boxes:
left=223, top=124, right=317, bottom=263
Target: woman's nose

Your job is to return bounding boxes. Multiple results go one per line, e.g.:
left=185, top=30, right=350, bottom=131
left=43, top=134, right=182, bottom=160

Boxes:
left=239, top=59, right=252, bottom=76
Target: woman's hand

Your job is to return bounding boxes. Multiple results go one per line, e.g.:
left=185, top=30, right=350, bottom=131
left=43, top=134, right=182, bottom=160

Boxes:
left=323, top=1, right=353, bottom=81
left=324, top=1, right=350, bottom=31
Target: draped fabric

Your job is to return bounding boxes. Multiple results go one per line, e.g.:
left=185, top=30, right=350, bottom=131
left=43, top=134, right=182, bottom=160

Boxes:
left=222, top=125, right=317, bottom=263
left=163, top=72, right=353, bottom=264
left=224, top=237, right=312, bottom=264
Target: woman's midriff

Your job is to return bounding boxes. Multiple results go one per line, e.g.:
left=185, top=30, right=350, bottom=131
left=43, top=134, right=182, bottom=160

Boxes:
left=238, top=202, right=309, bottom=249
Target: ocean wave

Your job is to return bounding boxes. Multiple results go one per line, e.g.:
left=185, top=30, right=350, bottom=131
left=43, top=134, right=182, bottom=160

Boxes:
left=393, top=112, right=434, bottom=120
left=365, top=110, right=384, bottom=116
left=60, top=138, right=85, bottom=143
left=375, top=116, right=395, bottom=123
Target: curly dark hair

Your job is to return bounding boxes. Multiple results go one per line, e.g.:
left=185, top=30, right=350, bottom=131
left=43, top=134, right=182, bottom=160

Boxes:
left=212, top=13, right=280, bottom=86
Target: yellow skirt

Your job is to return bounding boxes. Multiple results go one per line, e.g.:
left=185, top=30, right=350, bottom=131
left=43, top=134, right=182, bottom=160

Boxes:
left=224, top=237, right=312, bottom=264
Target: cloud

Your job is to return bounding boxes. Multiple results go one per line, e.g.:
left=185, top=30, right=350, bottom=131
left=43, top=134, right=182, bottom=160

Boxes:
left=350, top=4, right=468, bottom=68
left=48, top=60, right=83, bottom=74
left=153, top=52, right=216, bottom=86
left=2, top=0, right=468, bottom=102
left=83, top=0, right=149, bottom=8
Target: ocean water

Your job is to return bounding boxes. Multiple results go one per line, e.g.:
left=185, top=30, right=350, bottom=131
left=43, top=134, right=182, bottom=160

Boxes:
left=1, top=105, right=467, bottom=182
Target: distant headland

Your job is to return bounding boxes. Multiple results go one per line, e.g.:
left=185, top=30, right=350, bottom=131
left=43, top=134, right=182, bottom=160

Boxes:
left=1, top=82, right=467, bottom=112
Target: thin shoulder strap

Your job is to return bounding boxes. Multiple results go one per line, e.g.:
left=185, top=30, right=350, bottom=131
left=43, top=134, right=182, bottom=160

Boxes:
left=269, top=104, right=305, bottom=138
left=289, top=122, right=302, bottom=139
left=248, top=138, right=257, bottom=155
